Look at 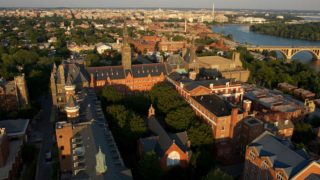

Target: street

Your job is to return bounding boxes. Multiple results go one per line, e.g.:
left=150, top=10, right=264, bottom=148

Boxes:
left=33, top=94, right=55, bottom=180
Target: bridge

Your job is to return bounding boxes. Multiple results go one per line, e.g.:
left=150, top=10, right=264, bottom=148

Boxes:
left=247, top=46, right=320, bottom=61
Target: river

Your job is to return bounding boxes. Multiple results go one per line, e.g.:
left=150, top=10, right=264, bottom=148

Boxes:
left=212, top=24, right=320, bottom=71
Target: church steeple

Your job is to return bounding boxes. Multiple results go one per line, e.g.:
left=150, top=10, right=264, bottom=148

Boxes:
left=148, top=104, right=155, bottom=118
left=122, top=22, right=132, bottom=70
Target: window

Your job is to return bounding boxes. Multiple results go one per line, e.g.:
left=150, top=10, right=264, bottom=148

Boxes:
left=249, top=150, right=256, bottom=160
left=166, top=151, right=180, bottom=167
left=276, top=172, right=285, bottom=180
left=59, top=135, right=63, bottom=138
left=60, top=146, right=64, bottom=150
left=262, top=160, right=269, bottom=169
left=221, top=126, right=225, bottom=131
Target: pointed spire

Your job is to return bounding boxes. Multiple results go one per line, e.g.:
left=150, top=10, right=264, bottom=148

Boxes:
left=52, top=63, right=57, bottom=73
left=148, top=104, right=155, bottom=118
left=66, top=96, right=78, bottom=108
left=190, top=37, right=197, bottom=63
left=123, top=21, right=129, bottom=45
left=66, top=74, right=73, bottom=86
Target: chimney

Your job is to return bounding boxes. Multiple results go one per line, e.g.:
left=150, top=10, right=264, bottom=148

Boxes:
left=90, top=73, right=95, bottom=88
left=189, top=71, right=197, bottom=80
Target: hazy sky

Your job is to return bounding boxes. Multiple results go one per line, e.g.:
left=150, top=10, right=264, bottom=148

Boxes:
left=0, top=0, right=319, bottom=11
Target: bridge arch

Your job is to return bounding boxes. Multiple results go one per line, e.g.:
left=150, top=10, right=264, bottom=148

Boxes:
left=291, top=50, right=319, bottom=61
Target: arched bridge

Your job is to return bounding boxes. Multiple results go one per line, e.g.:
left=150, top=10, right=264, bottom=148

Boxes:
left=247, top=46, right=320, bottom=61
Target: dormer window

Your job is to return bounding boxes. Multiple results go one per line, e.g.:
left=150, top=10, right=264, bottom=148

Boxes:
left=249, top=150, right=256, bottom=160
left=276, top=172, right=285, bottom=180
left=262, top=160, right=269, bottom=169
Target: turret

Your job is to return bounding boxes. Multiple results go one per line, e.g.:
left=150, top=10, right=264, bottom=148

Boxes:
left=64, top=75, right=75, bottom=103
left=65, top=96, right=80, bottom=121
left=50, top=72, right=58, bottom=106
left=14, top=74, right=30, bottom=106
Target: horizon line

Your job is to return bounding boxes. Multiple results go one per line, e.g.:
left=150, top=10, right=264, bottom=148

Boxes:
left=0, top=6, right=319, bottom=12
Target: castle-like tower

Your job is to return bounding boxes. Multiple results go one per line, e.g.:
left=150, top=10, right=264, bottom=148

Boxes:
left=122, top=23, right=132, bottom=70
left=14, top=74, right=30, bottom=107
left=187, top=38, right=199, bottom=74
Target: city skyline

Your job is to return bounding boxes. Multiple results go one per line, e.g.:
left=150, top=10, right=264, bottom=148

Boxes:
left=0, top=0, right=319, bottom=11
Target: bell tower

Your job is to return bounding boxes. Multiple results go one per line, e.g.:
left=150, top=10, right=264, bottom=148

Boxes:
left=122, top=23, right=132, bottom=70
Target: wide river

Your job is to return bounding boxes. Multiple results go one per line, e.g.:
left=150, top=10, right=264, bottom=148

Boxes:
left=212, top=24, right=320, bottom=71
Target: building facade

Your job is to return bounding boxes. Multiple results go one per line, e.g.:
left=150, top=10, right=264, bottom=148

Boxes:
left=138, top=105, right=191, bottom=170
left=244, top=131, right=320, bottom=180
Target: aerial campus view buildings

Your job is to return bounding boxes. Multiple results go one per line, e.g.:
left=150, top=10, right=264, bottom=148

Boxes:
left=0, top=1, right=320, bottom=180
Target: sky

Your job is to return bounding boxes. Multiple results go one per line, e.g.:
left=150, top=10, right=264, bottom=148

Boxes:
left=0, top=0, right=319, bottom=11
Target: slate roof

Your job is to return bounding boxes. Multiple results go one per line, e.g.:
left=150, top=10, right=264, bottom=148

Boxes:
left=131, top=63, right=167, bottom=78
left=248, top=131, right=310, bottom=178
left=192, top=94, right=238, bottom=117
left=140, top=116, right=190, bottom=158
left=0, top=119, right=29, bottom=137
left=65, top=63, right=89, bottom=85
left=87, top=66, right=125, bottom=80
left=87, top=63, right=167, bottom=80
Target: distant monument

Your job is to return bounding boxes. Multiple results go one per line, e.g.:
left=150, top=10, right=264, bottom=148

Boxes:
left=212, top=0, right=215, bottom=20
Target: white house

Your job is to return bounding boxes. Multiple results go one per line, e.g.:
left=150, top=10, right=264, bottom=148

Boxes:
left=95, top=43, right=112, bottom=54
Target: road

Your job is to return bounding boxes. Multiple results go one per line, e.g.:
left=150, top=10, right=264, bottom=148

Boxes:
left=33, top=94, right=55, bottom=180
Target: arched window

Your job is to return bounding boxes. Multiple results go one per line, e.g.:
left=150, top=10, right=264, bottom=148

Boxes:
left=166, top=151, right=180, bottom=166
left=276, top=172, right=285, bottom=180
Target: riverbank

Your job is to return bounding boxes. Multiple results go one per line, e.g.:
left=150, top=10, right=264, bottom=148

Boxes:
left=249, top=23, right=320, bottom=41
left=212, top=24, right=320, bottom=71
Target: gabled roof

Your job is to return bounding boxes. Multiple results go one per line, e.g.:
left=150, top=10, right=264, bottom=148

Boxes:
left=141, top=116, right=190, bottom=158
left=248, top=131, right=310, bottom=178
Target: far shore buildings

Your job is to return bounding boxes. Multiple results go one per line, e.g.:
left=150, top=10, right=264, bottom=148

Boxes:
left=138, top=105, right=191, bottom=170
left=0, top=74, right=30, bottom=111
left=244, top=131, right=320, bottom=180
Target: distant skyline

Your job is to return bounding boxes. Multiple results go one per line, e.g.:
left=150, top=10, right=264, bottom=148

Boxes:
left=0, top=0, right=319, bottom=11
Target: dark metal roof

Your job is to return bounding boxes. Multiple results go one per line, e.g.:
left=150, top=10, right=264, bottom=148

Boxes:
left=249, top=131, right=310, bottom=178
left=192, top=95, right=234, bottom=117
left=131, top=63, right=167, bottom=78
left=87, top=66, right=125, bottom=80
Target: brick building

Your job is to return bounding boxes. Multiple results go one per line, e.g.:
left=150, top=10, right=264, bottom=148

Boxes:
left=87, top=24, right=167, bottom=92
left=244, top=131, right=320, bottom=180
left=244, top=86, right=304, bottom=122
left=187, top=94, right=249, bottom=161
left=167, top=72, right=243, bottom=102
left=138, top=105, right=191, bottom=170
left=55, top=88, right=132, bottom=179
left=0, top=119, right=29, bottom=180
left=0, top=74, right=29, bottom=111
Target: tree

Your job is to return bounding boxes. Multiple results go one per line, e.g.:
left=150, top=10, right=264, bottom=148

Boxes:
left=129, top=112, right=147, bottom=138
left=292, top=122, right=316, bottom=145
left=101, top=86, right=123, bottom=103
left=165, top=107, right=195, bottom=131
left=204, top=168, right=233, bottom=180
left=136, top=152, right=163, bottom=180
left=188, top=122, right=214, bottom=148
left=150, top=83, right=186, bottom=114
left=191, top=149, right=215, bottom=177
